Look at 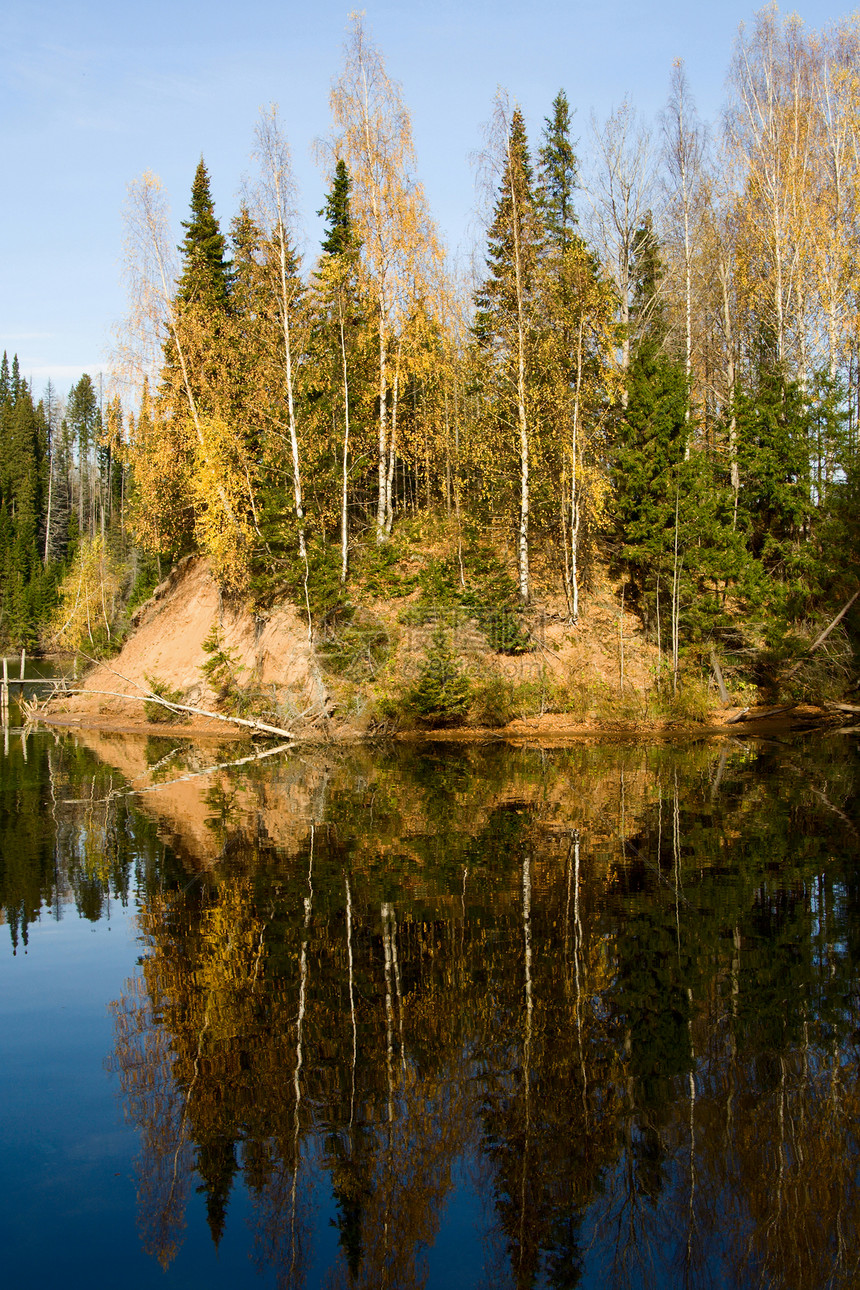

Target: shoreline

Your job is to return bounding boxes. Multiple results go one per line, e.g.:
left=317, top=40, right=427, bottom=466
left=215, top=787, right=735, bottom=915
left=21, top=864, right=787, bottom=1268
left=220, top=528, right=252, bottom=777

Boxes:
left=33, top=702, right=844, bottom=745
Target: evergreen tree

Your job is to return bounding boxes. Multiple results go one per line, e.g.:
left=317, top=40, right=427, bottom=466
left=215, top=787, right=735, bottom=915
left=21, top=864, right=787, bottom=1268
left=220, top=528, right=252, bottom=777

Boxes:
left=320, top=158, right=357, bottom=259
left=0, top=358, right=54, bottom=646
left=612, top=222, right=690, bottom=629
left=537, top=89, right=579, bottom=254
left=474, top=102, right=542, bottom=601
left=735, top=354, right=812, bottom=585
left=175, top=159, right=231, bottom=310
left=66, top=374, right=101, bottom=538
left=306, top=160, right=369, bottom=578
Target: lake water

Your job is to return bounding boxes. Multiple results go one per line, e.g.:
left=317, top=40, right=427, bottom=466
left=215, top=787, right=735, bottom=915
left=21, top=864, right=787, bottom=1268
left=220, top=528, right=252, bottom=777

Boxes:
left=1, top=728, right=858, bottom=1289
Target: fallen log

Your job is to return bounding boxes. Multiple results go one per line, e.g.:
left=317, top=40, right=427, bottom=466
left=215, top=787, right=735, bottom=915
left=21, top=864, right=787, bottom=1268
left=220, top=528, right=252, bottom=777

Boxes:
left=725, top=704, right=796, bottom=725
left=784, top=589, right=859, bottom=679
left=33, top=685, right=295, bottom=741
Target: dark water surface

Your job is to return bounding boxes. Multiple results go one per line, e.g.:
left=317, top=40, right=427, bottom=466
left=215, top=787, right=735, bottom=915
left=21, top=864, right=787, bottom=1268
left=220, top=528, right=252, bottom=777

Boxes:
left=1, top=730, right=858, bottom=1288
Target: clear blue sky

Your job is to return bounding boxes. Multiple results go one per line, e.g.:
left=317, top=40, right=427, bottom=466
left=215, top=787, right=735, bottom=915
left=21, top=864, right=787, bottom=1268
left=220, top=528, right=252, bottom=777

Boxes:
left=0, top=1, right=845, bottom=402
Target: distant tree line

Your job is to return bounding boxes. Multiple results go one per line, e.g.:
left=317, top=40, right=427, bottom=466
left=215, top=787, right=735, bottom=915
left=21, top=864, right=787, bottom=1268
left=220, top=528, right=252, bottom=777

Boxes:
left=0, top=356, right=126, bottom=649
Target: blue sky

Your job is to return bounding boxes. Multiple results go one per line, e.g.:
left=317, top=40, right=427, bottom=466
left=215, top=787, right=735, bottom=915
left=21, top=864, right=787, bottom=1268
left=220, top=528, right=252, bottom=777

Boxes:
left=0, top=1, right=845, bottom=402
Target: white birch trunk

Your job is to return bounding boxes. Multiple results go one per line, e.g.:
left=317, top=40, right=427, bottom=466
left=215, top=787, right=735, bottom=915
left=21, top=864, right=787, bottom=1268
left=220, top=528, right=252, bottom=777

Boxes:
left=339, top=309, right=351, bottom=583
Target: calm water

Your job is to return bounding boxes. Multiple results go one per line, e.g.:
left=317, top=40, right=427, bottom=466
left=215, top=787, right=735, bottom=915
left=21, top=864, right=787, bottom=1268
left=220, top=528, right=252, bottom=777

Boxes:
left=1, top=729, right=858, bottom=1289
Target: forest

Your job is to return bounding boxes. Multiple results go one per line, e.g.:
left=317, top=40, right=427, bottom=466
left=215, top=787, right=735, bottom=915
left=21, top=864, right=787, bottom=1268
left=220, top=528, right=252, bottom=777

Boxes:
left=3, top=4, right=859, bottom=710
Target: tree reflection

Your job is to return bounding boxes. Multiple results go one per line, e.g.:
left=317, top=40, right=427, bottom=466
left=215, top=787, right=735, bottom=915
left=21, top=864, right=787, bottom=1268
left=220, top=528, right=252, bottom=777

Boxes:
left=93, top=737, right=860, bottom=1287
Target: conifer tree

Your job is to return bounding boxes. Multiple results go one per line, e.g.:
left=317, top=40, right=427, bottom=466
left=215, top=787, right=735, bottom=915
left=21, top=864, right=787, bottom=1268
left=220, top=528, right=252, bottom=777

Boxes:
left=474, top=97, right=541, bottom=601
left=0, top=358, right=53, bottom=646
left=613, top=220, right=689, bottom=631
left=312, top=159, right=365, bottom=580
left=175, top=159, right=231, bottom=310
left=66, top=374, right=101, bottom=538
left=537, top=89, right=579, bottom=253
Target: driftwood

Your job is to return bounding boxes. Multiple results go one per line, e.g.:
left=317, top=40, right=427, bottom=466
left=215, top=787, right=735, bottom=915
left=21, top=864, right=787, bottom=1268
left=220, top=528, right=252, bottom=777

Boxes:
left=725, top=704, right=796, bottom=725
left=33, top=685, right=295, bottom=741
left=829, top=702, right=860, bottom=716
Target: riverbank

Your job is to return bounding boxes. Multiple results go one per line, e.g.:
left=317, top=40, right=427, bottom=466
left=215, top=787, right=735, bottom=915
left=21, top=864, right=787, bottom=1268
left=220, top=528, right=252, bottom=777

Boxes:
left=34, top=551, right=849, bottom=744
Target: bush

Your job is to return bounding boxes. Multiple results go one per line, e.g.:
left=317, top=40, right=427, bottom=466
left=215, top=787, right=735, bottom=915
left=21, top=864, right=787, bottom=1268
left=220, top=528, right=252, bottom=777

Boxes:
left=200, top=624, right=244, bottom=706
left=405, top=630, right=471, bottom=726
left=143, top=674, right=188, bottom=723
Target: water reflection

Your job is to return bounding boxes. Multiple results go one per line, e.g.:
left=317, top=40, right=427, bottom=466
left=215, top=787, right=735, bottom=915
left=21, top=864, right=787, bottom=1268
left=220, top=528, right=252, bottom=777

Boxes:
left=0, top=730, right=169, bottom=948
left=5, top=733, right=859, bottom=1286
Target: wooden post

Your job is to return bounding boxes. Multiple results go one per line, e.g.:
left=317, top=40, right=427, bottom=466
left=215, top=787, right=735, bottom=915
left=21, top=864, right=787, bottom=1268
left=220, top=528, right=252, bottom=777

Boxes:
left=1, top=657, right=8, bottom=727
left=19, top=648, right=25, bottom=681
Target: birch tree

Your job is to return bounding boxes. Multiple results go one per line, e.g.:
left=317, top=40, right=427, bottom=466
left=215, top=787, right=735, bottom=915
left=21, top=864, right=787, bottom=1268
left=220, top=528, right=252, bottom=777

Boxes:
left=726, top=7, right=814, bottom=375
left=661, top=59, right=707, bottom=444
left=251, top=107, right=311, bottom=600
left=587, top=100, right=655, bottom=400
left=328, top=12, right=445, bottom=542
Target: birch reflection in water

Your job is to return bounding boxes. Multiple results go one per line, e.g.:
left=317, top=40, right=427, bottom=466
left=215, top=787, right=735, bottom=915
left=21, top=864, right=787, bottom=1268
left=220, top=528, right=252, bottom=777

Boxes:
left=78, top=736, right=860, bottom=1287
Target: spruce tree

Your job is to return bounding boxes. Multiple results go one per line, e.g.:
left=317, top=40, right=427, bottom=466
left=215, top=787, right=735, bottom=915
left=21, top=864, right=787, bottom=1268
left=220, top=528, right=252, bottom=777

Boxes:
left=612, top=220, right=690, bottom=627
left=0, top=359, right=53, bottom=646
left=474, top=109, right=538, bottom=346
left=537, top=89, right=579, bottom=254
left=308, top=159, right=367, bottom=579
left=320, top=159, right=358, bottom=258
left=735, top=353, right=811, bottom=584
left=176, top=159, right=231, bottom=310
left=66, top=374, right=101, bottom=538
left=474, top=103, right=541, bottom=600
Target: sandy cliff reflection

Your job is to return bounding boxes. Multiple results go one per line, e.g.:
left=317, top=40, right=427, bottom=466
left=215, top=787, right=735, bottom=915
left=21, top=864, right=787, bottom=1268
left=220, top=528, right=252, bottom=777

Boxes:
left=98, top=737, right=860, bottom=1288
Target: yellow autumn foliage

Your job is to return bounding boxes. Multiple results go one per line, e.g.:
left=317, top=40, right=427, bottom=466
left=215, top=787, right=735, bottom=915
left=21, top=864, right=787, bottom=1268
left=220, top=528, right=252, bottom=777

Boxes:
left=50, top=534, right=124, bottom=653
left=191, top=415, right=256, bottom=592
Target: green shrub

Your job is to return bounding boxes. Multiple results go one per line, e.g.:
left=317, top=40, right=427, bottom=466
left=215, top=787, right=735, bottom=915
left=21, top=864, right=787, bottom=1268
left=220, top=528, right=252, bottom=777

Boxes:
left=143, top=674, right=188, bottom=723
left=469, top=675, right=516, bottom=726
left=405, top=630, right=471, bottom=726
left=200, top=625, right=244, bottom=706
left=658, top=676, right=713, bottom=723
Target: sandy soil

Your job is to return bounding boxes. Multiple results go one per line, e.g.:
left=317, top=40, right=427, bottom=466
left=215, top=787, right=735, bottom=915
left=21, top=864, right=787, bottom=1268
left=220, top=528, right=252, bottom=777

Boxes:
left=40, top=556, right=328, bottom=734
